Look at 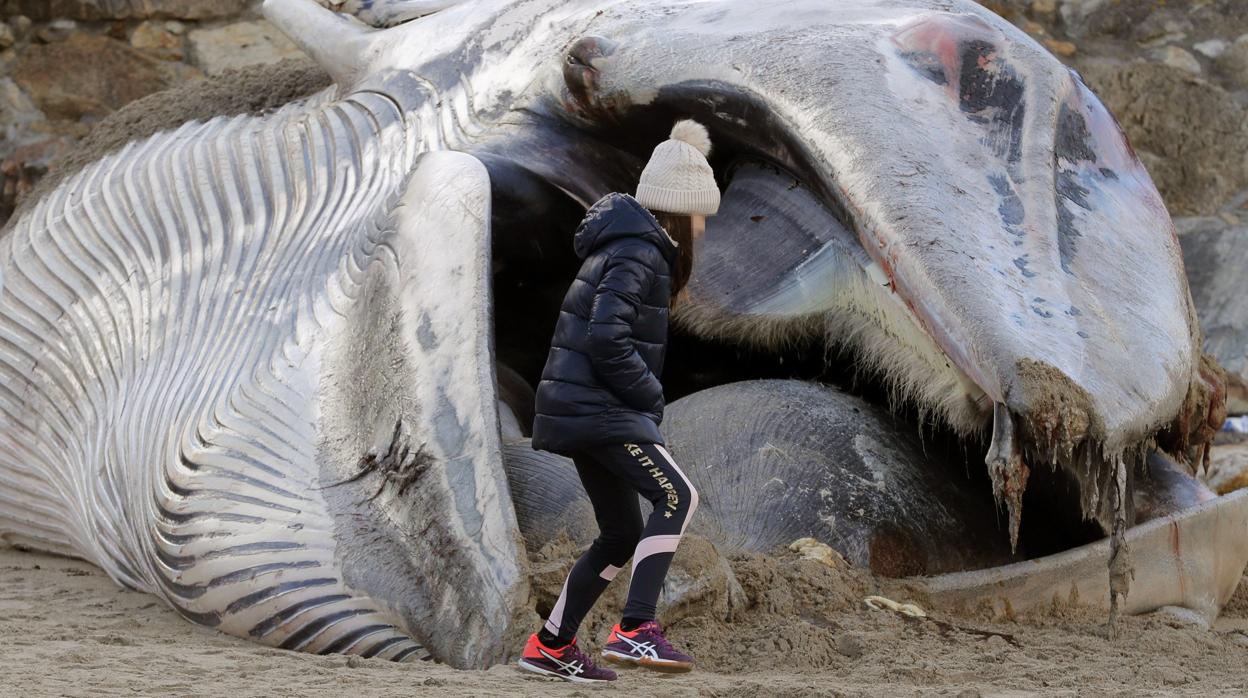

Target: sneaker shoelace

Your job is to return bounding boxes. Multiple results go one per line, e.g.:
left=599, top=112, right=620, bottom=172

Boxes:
left=564, top=641, right=596, bottom=669
left=637, top=621, right=676, bottom=654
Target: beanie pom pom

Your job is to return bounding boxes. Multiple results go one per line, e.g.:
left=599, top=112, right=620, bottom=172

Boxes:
left=669, top=119, right=712, bottom=158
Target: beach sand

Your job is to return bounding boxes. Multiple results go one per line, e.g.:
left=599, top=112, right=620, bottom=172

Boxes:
left=4, top=543, right=1248, bottom=697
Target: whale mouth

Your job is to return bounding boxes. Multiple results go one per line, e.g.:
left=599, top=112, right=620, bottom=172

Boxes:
left=258, top=0, right=1214, bottom=541
left=476, top=61, right=1218, bottom=558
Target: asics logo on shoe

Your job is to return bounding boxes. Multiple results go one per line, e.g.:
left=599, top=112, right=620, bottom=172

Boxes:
left=539, top=647, right=585, bottom=676
left=617, top=633, right=658, bottom=659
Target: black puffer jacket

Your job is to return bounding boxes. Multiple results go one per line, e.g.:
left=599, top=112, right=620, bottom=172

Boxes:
left=531, top=193, right=677, bottom=455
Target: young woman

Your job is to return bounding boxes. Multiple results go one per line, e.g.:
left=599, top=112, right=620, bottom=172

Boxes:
left=518, top=120, right=720, bottom=683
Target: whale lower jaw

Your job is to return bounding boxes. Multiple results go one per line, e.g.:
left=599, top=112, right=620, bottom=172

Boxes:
left=0, top=58, right=525, bottom=666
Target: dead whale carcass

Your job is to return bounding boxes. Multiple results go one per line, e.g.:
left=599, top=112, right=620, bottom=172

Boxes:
left=0, top=0, right=1228, bottom=667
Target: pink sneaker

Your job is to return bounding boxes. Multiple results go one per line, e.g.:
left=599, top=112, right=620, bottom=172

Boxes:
left=601, top=621, right=694, bottom=672
left=517, top=634, right=617, bottom=683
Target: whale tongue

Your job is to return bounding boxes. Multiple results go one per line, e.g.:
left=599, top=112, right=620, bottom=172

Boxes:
left=679, top=162, right=864, bottom=316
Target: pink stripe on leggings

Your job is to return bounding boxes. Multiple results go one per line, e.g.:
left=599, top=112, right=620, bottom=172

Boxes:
left=653, top=444, right=699, bottom=534
left=631, top=534, right=682, bottom=567
left=543, top=576, right=570, bottom=635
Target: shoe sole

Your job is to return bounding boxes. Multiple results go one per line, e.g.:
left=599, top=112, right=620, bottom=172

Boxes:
left=517, top=658, right=614, bottom=683
left=601, top=650, right=694, bottom=673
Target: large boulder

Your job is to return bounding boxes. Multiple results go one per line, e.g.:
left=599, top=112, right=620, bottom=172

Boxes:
left=1060, top=0, right=1248, bottom=42
left=2, top=0, right=248, bottom=21
left=10, top=33, right=195, bottom=121
left=1177, top=217, right=1248, bottom=414
left=1079, top=58, right=1248, bottom=216
left=0, top=77, right=44, bottom=147
left=1214, top=36, right=1248, bottom=90
left=187, top=20, right=306, bottom=76
left=1206, top=433, right=1248, bottom=495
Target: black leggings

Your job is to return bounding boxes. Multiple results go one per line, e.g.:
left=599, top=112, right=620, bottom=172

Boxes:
left=542, top=442, right=699, bottom=643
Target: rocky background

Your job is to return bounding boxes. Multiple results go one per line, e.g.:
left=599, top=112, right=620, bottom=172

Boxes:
left=0, top=0, right=304, bottom=222
left=0, top=0, right=1244, bottom=409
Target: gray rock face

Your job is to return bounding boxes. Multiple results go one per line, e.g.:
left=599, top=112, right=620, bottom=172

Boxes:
left=0, top=77, right=61, bottom=221
left=1151, top=46, right=1202, bottom=76
left=4, top=0, right=249, bottom=21
left=1060, top=0, right=1248, bottom=42
left=1214, top=37, right=1248, bottom=90
left=1177, top=217, right=1248, bottom=413
left=129, top=20, right=185, bottom=60
left=1195, top=39, right=1229, bottom=60
left=187, top=20, right=306, bottom=75
left=0, top=78, right=43, bottom=146
left=1060, top=0, right=1162, bottom=40
left=10, top=33, right=190, bottom=121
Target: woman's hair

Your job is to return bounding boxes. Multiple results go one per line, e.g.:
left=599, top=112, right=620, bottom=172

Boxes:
left=654, top=211, right=695, bottom=301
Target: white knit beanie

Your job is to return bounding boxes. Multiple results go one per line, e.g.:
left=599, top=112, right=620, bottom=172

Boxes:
left=635, top=120, right=721, bottom=216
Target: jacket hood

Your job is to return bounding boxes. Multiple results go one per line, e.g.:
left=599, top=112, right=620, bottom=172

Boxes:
left=573, top=193, right=679, bottom=263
